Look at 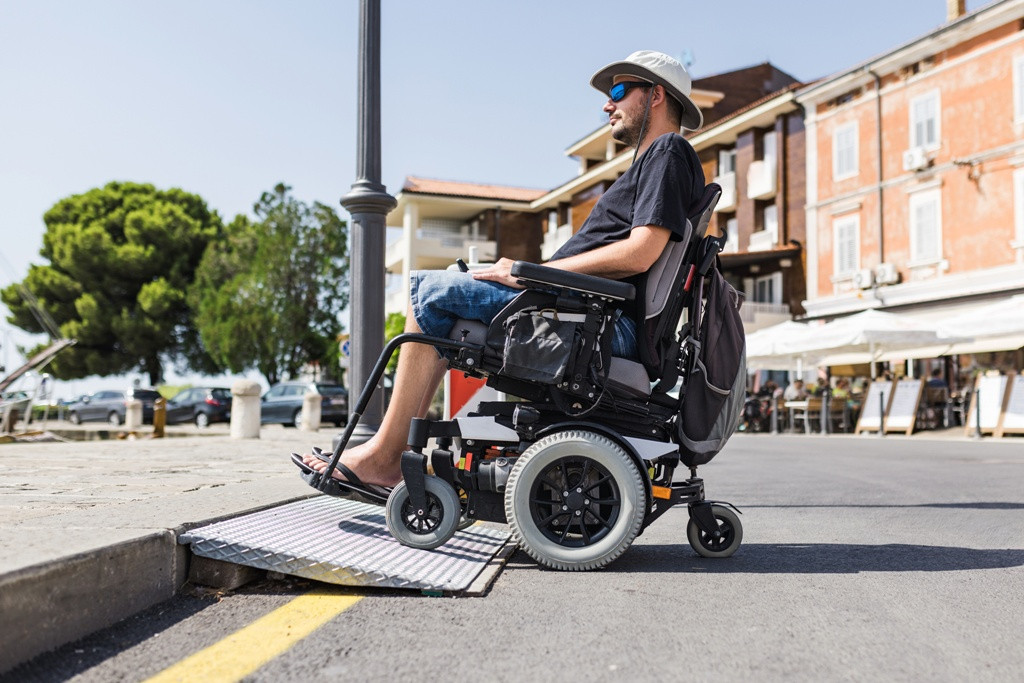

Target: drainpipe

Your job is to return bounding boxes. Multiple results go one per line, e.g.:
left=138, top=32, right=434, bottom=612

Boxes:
left=869, top=70, right=885, bottom=266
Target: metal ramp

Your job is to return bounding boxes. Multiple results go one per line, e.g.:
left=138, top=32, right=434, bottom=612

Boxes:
left=179, top=496, right=513, bottom=595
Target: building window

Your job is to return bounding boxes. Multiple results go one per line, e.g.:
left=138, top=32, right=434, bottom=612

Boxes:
left=763, top=204, right=778, bottom=242
left=725, top=216, right=739, bottom=253
left=1015, top=55, right=1024, bottom=123
left=753, top=272, right=782, bottom=305
left=833, top=215, right=859, bottom=276
left=910, top=90, right=940, bottom=150
left=1013, top=168, right=1024, bottom=245
left=833, top=121, right=858, bottom=180
left=909, top=188, right=942, bottom=263
left=718, top=148, right=736, bottom=175
left=762, top=131, right=777, bottom=163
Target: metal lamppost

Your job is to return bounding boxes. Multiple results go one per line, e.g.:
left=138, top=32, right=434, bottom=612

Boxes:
left=340, top=0, right=395, bottom=443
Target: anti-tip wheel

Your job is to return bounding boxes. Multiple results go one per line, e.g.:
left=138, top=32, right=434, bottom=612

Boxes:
left=687, top=504, right=743, bottom=558
left=386, top=476, right=461, bottom=550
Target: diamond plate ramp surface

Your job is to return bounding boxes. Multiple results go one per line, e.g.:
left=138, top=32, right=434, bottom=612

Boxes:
left=179, top=496, right=511, bottom=593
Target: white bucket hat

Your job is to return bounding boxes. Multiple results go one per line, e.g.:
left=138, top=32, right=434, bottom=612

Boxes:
left=590, top=50, right=703, bottom=131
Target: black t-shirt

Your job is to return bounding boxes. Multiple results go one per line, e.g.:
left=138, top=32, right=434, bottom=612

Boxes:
left=550, top=132, right=705, bottom=318
left=551, top=132, right=704, bottom=261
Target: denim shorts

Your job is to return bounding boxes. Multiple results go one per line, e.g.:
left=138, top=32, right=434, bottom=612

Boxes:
left=408, top=270, right=638, bottom=359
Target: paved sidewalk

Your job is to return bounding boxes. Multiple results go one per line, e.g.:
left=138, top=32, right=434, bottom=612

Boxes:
left=0, top=428, right=336, bottom=673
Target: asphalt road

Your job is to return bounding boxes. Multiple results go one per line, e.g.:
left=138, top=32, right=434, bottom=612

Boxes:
left=7, top=433, right=1024, bottom=682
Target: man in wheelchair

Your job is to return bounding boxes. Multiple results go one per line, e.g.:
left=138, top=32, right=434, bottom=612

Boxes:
left=293, top=50, right=746, bottom=570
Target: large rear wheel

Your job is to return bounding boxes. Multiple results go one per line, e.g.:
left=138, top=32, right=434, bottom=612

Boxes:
left=505, top=430, right=646, bottom=571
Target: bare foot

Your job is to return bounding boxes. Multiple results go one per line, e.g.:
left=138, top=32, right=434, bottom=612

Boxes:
left=301, top=440, right=402, bottom=488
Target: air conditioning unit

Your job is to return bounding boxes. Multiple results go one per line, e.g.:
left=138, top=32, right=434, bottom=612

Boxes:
left=902, top=147, right=929, bottom=172
left=853, top=268, right=874, bottom=289
left=875, top=262, right=900, bottom=285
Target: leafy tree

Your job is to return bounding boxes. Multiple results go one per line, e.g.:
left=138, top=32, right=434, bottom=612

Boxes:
left=1, top=182, right=221, bottom=385
left=191, top=183, right=349, bottom=385
left=384, top=311, right=406, bottom=375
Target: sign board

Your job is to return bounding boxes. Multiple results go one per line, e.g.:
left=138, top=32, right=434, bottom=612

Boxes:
left=884, top=379, right=924, bottom=435
left=996, top=373, right=1024, bottom=436
left=855, top=380, right=894, bottom=434
left=964, top=374, right=1010, bottom=436
left=444, top=371, right=503, bottom=420
left=338, top=334, right=351, bottom=370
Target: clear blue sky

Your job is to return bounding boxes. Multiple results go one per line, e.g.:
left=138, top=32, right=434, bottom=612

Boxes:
left=0, top=0, right=987, bottom=392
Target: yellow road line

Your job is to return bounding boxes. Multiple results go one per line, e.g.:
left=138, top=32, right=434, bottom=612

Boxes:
left=143, top=589, right=362, bottom=683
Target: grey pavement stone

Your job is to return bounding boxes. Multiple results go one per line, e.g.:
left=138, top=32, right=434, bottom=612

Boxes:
left=0, top=430, right=333, bottom=673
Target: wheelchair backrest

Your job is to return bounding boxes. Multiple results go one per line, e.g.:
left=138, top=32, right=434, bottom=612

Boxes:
left=636, top=183, right=723, bottom=379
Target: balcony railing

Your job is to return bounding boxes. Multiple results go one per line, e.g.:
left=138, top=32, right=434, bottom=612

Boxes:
left=739, top=302, right=792, bottom=332
left=541, top=223, right=574, bottom=261
left=747, top=160, right=777, bottom=200
left=748, top=228, right=777, bottom=252
left=713, top=171, right=736, bottom=212
left=385, top=231, right=497, bottom=271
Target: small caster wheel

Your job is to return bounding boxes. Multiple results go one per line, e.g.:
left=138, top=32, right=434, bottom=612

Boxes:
left=386, top=476, right=461, bottom=550
left=687, top=504, right=743, bottom=558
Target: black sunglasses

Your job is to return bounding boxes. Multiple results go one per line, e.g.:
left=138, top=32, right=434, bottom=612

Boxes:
left=609, top=81, right=651, bottom=102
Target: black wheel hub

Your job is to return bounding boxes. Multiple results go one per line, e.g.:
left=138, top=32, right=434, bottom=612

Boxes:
left=529, top=456, right=621, bottom=548
left=696, top=517, right=734, bottom=552
left=400, top=493, right=443, bottom=533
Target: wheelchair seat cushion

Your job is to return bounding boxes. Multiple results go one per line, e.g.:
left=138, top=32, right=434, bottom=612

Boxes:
left=606, top=357, right=653, bottom=398
left=447, top=319, right=488, bottom=345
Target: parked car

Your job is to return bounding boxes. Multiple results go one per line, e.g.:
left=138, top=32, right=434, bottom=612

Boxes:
left=260, top=381, right=348, bottom=428
left=66, top=389, right=163, bottom=426
left=165, top=387, right=231, bottom=427
left=0, top=390, right=32, bottom=421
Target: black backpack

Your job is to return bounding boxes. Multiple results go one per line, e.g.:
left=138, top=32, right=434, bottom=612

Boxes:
left=675, top=251, right=747, bottom=467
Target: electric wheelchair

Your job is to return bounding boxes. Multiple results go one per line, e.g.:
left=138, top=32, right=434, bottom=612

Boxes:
left=299, top=182, right=745, bottom=571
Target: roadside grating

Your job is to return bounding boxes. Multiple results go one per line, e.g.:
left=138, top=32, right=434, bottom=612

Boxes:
left=179, top=496, right=511, bottom=594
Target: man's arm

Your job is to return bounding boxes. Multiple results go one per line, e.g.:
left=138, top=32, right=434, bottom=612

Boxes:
left=471, top=225, right=672, bottom=288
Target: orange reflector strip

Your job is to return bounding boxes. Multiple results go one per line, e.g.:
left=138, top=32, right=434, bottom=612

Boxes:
left=464, top=453, right=474, bottom=471
left=651, top=485, right=672, bottom=500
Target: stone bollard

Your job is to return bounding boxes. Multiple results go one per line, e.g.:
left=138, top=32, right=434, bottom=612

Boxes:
left=231, top=380, right=262, bottom=439
left=300, top=391, right=322, bottom=432
left=124, top=399, right=143, bottom=430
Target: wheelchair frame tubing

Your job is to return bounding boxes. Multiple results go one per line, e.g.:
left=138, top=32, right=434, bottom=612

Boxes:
left=313, top=332, right=481, bottom=493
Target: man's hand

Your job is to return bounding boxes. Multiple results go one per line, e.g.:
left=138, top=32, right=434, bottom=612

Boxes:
left=470, top=257, right=525, bottom=289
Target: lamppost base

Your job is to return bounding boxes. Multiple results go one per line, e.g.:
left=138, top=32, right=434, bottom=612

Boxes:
left=332, top=420, right=380, bottom=453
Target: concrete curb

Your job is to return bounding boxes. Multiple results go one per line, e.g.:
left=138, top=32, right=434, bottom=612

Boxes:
left=0, top=531, right=185, bottom=674
left=0, top=494, right=321, bottom=675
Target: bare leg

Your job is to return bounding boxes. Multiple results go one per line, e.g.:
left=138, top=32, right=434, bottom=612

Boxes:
left=303, top=306, right=446, bottom=487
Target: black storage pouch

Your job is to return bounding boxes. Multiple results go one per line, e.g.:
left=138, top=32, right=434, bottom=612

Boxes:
left=500, top=311, right=576, bottom=384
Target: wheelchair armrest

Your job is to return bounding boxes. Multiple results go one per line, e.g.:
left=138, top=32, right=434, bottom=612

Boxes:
left=511, top=262, right=635, bottom=302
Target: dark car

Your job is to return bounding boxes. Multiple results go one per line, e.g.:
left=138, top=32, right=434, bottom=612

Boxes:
left=165, top=387, right=231, bottom=427
left=260, top=381, right=348, bottom=428
left=66, top=389, right=163, bottom=426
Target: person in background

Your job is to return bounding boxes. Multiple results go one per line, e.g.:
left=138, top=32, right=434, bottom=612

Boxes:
left=783, top=379, right=808, bottom=401
left=926, top=368, right=949, bottom=389
left=832, top=378, right=851, bottom=400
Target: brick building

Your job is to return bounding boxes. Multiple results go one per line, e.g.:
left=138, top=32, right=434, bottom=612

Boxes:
left=796, top=0, right=1024, bottom=371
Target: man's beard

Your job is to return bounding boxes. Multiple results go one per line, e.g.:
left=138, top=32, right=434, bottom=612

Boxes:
left=611, top=115, right=644, bottom=148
